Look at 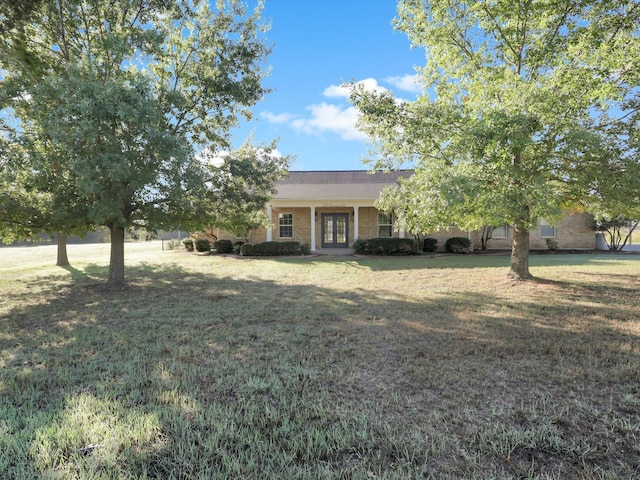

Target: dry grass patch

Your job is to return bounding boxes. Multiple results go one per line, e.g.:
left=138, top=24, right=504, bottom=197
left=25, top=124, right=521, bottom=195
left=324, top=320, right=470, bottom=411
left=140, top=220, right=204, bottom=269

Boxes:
left=0, top=244, right=638, bottom=479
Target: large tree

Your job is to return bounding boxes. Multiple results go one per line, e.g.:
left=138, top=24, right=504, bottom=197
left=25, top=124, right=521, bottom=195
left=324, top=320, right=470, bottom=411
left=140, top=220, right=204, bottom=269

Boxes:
left=0, top=120, right=97, bottom=265
left=0, top=0, right=271, bottom=286
left=191, top=140, right=292, bottom=242
left=351, top=0, right=640, bottom=279
left=583, top=97, right=640, bottom=248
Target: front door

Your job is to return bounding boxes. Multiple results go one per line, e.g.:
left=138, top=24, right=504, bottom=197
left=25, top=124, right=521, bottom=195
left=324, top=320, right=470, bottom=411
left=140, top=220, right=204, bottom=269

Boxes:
left=321, top=213, right=349, bottom=248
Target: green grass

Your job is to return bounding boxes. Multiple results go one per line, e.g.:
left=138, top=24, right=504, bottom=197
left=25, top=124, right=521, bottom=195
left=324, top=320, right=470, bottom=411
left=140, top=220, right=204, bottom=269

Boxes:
left=1, top=242, right=639, bottom=479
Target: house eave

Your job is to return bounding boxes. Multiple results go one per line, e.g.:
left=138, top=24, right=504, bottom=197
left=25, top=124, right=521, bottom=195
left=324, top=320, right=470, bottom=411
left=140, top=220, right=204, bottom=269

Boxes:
left=269, top=199, right=377, bottom=208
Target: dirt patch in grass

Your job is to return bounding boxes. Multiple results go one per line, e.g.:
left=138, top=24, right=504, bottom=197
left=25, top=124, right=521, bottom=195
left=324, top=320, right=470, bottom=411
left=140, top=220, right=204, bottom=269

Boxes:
left=0, top=246, right=638, bottom=478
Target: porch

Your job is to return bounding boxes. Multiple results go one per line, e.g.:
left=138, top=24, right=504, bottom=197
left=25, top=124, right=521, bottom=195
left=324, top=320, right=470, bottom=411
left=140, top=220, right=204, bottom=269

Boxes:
left=265, top=204, right=404, bottom=252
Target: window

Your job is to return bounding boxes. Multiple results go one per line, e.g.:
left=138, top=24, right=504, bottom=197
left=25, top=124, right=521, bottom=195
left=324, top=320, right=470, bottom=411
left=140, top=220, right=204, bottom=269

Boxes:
left=378, top=212, right=393, bottom=238
left=493, top=225, right=508, bottom=238
left=540, top=219, right=556, bottom=238
left=278, top=213, right=293, bottom=238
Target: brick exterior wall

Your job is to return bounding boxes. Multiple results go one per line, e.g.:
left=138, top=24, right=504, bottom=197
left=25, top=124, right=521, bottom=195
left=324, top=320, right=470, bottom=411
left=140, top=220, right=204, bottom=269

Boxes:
left=531, top=212, right=595, bottom=249
left=466, top=212, right=596, bottom=251
left=358, top=207, right=400, bottom=240
left=272, top=207, right=312, bottom=245
left=205, top=210, right=595, bottom=251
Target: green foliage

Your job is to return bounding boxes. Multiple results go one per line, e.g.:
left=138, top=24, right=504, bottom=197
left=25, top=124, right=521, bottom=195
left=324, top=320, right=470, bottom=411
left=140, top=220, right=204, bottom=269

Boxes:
left=0, top=132, right=96, bottom=245
left=299, top=243, right=311, bottom=255
left=233, top=241, right=245, bottom=254
left=352, top=0, right=640, bottom=279
left=182, top=238, right=194, bottom=252
left=189, top=141, right=292, bottom=241
left=241, top=241, right=302, bottom=256
left=545, top=238, right=559, bottom=251
left=352, top=238, right=367, bottom=255
left=353, top=238, right=417, bottom=255
left=0, top=0, right=44, bottom=34
left=352, top=239, right=367, bottom=254
left=0, top=0, right=273, bottom=285
left=194, top=238, right=211, bottom=253
left=214, top=239, right=233, bottom=254
left=422, top=237, right=438, bottom=253
left=445, top=237, right=472, bottom=254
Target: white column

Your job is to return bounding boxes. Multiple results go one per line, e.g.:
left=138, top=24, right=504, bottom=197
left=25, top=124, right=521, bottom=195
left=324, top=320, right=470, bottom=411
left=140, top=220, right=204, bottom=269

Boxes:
left=310, top=206, right=316, bottom=251
left=353, top=206, right=359, bottom=242
left=399, top=229, right=405, bottom=239
left=266, top=205, right=273, bottom=241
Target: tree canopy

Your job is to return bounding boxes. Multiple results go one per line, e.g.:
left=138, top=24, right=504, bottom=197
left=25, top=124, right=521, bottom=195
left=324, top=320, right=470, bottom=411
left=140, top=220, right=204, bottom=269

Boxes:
left=1, top=0, right=273, bottom=286
left=193, top=141, right=292, bottom=242
left=351, top=0, right=640, bottom=279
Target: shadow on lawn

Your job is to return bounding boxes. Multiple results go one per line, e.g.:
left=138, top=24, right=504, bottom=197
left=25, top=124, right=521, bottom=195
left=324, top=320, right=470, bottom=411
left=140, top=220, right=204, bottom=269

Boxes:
left=282, top=251, right=640, bottom=272
left=1, top=260, right=639, bottom=478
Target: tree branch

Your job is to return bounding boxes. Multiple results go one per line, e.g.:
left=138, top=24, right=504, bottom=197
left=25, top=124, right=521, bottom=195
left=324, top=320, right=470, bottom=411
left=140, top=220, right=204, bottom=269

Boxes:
left=481, top=3, right=521, bottom=73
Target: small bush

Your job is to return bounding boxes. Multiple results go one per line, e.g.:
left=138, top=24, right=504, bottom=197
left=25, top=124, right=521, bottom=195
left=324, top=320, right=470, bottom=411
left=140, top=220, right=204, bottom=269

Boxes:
left=545, top=238, right=559, bottom=251
left=241, top=241, right=302, bottom=256
left=352, top=239, right=367, bottom=254
left=240, top=243, right=255, bottom=256
left=422, top=237, right=438, bottom=252
left=194, top=238, right=211, bottom=253
left=299, top=243, right=311, bottom=255
left=233, top=241, right=245, bottom=254
left=166, top=239, right=180, bottom=250
left=445, top=237, right=472, bottom=254
left=182, top=238, right=194, bottom=252
left=353, top=238, right=417, bottom=255
left=214, top=239, right=233, bottom=254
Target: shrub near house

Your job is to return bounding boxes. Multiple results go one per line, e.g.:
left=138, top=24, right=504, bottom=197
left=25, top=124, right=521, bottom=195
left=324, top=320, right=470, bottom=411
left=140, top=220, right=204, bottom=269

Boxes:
left=182, top=238, right=194, bottom=252
left=241, top=241, right=304, bottom=256
left=214, top=239, right=233, bottom=253
left=422, top=238, right=438, bottom=252
left=353, top=238, right=417, bottom=255
left=445, top=237, right=472, bottom=254
left=194, top=239, right=211, bottom=253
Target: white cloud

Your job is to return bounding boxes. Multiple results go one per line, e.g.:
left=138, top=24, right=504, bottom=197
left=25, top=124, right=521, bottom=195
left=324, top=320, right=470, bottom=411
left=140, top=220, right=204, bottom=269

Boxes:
left=197, top=146, right=282, bottom=169
left=291, top=102, right=368, bottom=141
left=261, top=111, right=296, bottom=124
left=323, top=84, right=350, bottom=99
left=258, top=78, right=397, bottom=142
left=197, top=148, right=227, bottom=167
left=323, top=78, right=388, bottom=99
left=255, top=147, right=283, bottom=162
left=383, top=74, right=422, bottom=93
left=355, top=77, right=389, bottom=95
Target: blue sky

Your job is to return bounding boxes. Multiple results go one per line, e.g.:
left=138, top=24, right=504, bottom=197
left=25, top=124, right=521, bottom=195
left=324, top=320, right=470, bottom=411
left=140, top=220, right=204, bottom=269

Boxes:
left=234, top=0, right=425, bottom=171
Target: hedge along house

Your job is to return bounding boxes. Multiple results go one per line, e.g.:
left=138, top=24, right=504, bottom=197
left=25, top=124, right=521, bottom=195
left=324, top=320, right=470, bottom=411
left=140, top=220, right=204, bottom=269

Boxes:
left=211, top=170, right=597, bottom=252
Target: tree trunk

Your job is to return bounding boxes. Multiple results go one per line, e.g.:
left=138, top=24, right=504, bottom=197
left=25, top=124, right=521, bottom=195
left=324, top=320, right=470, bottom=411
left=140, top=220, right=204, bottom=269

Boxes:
left=509, top=221, right=531, bottom=280
left=481, top=226, right=494, bottom=252
left=56, top=233, right=70, bottom=266
left=108, top=225, right=126, bottom=287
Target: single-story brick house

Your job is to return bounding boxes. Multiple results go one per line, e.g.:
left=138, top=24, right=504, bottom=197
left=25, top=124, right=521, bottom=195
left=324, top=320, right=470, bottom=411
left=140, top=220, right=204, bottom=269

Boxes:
left=211, top=170, right=596, bottom=252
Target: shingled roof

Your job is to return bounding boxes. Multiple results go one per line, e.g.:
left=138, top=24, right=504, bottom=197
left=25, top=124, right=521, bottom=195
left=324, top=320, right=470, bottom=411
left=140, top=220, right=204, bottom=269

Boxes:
left=274, top=170, right=412, bottom=201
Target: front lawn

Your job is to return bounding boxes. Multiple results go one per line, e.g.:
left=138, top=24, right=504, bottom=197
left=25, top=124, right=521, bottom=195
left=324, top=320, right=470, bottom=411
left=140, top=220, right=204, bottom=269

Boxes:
left=1, top=243, right=638, bottom=479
